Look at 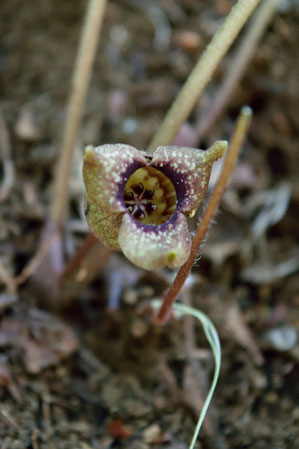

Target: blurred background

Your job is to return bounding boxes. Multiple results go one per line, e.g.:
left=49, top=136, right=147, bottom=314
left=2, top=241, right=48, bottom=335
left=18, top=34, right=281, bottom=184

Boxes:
left=0, top=1, right=298, bottom=448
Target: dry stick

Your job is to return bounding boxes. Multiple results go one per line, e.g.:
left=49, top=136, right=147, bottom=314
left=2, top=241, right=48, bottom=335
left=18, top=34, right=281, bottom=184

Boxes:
left=196, top=0, right=278, bottom=142
left=29, top=0, right=106, bottom=295
left=60, top=233, right=98, bottom=280
left=157, top=107, right=252, bottom=323
left=147, top=0, right=261, bottom=153
left=51, top=0, right=107, bottom=229
left=60, top=241, right=111, bottom=304
left=0, top=263, right=16, bottom=294
left=0, top=110, right=15, bottom=202
left=14, top=231, right=59, bottom=287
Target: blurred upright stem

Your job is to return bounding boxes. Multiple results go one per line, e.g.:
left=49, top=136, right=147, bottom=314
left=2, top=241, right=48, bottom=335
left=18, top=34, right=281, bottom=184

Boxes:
left=157, top=107, right=252, bottom=323
left=147, top=0, right=261, bottom=153
left=196, top=0, right=278, bottom=142
left=51, top=0, right=107, bottom=229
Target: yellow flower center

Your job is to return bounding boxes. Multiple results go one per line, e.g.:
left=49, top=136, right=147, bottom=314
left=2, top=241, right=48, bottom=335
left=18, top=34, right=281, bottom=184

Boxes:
left=123, top=167, right=177, bottom=225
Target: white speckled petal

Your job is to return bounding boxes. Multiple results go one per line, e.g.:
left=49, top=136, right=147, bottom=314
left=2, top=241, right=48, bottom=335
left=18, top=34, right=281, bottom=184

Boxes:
left=151, top=141, right=227, bottom=213
left=118, top=212, right=191, bottom=270
left=83, top=144, right=148, bottom=212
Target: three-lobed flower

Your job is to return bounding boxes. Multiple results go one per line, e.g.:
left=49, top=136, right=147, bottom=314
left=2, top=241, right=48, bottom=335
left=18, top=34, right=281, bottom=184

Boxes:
left=83, top=142, right=227, bottom=270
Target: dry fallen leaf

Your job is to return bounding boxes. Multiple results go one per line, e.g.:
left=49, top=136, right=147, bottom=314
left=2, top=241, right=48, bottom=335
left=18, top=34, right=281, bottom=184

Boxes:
left=0, top=307, right=78, bottom=373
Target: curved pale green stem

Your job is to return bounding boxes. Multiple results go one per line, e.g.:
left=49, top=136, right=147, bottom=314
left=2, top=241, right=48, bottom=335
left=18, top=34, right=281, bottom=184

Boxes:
left=147, top=0, right=261, bottom=152
left=151, top=300, right=221, bottom=449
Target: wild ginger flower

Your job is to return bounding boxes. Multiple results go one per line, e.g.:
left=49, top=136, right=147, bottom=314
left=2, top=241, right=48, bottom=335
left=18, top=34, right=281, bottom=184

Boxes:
left=83, top=142, right=227, bottom=270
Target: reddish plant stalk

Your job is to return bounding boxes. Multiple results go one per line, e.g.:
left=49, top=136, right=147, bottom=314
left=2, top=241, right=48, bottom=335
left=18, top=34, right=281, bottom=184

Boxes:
left=60, top=233, right=98, bottom=281
left=157, top=107, right=252, bottom=323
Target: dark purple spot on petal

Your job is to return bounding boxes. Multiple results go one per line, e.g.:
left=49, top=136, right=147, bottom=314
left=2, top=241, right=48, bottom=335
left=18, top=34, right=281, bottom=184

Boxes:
left=124, top=190, right=134, bottom=201
left=144, top=152, right=153, bottom=162
left=143, top=189, right=155, bottom=200
left=145, top=203, right=157, bottom=215
left=132, top=183, right=144, bottom=195
left=133, top=209, right=145, bottom=220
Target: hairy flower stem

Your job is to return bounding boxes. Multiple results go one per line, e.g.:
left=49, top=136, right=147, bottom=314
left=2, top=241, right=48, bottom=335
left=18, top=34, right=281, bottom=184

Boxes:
left=196, top=0, right=278, bottom=142
left=156, top=107, right=252, bottom=323
left=51, top=0, right=107, bottom=229
left=147, top=0, right=261, bottom=153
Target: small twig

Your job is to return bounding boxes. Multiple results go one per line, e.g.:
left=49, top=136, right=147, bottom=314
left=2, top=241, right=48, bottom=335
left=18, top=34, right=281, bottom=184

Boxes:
left=196, top=0, right=278, bottom=142
left=0, top=263, right=16, bottom=294
left=51, top=0, right=107, bottom=229
left=147, top=0, right=261, bottom=152
left=224, top=302, right=263, bottom=365
left=157, top=107, right=252, bottom=323
left=31, top=428, right=41, bottom=449
left=14, top=231, right=59, bottom=287
left=42, top=394, right=53, bottom=440
left=158, top=359, right=182, bottom=403
left=0, top=409, right=19, bottom=429
left=0, top=110, right=15, bottom=202
left=60, top=239, right=110, bottom=304
left=60, top=233, right=98, bottom=280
